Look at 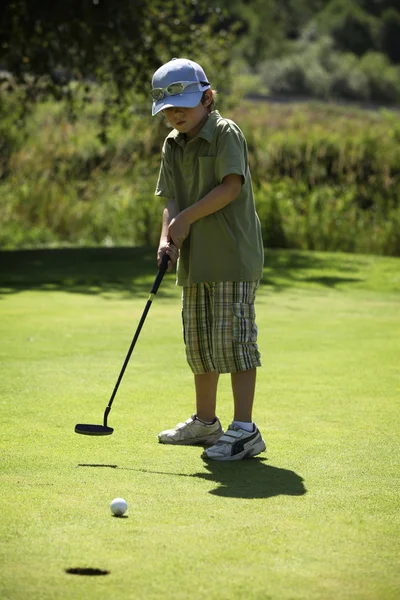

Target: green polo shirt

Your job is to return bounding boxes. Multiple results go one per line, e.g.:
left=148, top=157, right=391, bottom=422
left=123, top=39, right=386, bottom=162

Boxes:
left=155, top=110, right=264, bottom=286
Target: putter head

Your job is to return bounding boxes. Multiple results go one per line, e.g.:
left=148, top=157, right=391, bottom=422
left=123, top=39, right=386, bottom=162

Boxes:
left=75, top=424, right=114, bottom=436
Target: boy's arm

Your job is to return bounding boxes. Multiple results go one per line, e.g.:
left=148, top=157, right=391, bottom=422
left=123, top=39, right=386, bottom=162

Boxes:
left=158, top=198, right=179, bottom=271
left=168, top=174, right=242, bottom=247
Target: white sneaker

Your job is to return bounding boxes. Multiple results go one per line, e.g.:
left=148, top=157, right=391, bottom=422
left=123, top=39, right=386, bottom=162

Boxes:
left=158, top=415, right=224, bottom=446
left=203, top=423, right=266, bottom=461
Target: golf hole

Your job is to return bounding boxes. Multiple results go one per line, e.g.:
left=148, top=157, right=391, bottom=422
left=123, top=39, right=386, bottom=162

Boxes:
left=65, top=567, right=110, bottom=576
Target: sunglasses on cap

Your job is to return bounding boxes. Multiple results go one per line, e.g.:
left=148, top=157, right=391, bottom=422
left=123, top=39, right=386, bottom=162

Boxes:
left=151, top=80, right=210, bottom=101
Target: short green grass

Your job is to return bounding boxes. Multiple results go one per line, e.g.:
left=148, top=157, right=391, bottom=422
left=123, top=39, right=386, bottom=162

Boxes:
left=0, top=248, right=399, bottom=600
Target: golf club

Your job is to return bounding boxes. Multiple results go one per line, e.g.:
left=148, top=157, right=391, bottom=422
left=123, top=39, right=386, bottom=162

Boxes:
left=75, top=248, right=172, bottom=436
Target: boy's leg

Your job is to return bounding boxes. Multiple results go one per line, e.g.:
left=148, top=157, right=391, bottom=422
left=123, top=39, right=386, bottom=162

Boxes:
left=157, top=284, right=223, bottom=446
left=231, top=368, right=256, bottom=423
left=195, top=371, right=219, bottom=422
left=204, top=368, right=265, bottom=459
left=203, top=281, right=266, bottom=460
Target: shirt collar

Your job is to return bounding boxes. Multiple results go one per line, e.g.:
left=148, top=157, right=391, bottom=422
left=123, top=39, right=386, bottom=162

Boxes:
left=197, top=110, right=219, bottom=142
left=167, top=110, right=220, bottom=146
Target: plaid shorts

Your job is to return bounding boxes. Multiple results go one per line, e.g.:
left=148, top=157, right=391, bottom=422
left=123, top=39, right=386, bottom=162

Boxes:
left=181, top=281, right=261, bottom=375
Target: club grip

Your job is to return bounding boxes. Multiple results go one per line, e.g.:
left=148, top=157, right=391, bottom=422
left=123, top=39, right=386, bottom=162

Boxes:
left=160, top=250, right=170, bottom=273
left=151, top=244, right=174, bottom=295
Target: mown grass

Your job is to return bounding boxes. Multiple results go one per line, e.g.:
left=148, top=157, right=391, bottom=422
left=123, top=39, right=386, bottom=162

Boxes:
left=0, top=248, right=399, bottom=600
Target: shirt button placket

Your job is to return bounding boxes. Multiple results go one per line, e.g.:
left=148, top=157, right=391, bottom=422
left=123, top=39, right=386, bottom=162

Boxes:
left=183, top=146, right=193, bottom=180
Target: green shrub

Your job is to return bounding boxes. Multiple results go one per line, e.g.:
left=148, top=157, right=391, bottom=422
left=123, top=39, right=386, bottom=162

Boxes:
left=259, top=55, right=308, bottom=96
left=359, top=52, right=400, bottom=103
left=254, top=180, right=400, bottom=255
left=330, top=52, right=370, bottom=101
left=0, top=172, right=163, bottom=249
left=258, top=35, right=400, bottom=105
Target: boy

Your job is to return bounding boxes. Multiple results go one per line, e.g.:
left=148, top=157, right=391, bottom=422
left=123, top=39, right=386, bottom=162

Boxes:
left=152, top=57, right=265, bottom=461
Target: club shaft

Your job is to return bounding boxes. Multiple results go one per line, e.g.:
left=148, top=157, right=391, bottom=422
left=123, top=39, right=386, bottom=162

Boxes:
left=107, top=298, right=152, bottom=408
left=102, top=251, right=170, bottom=426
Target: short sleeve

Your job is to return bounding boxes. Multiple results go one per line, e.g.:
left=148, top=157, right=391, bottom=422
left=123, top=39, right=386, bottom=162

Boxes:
left=155, top=140, right=175, bottom=199
left=214, top=123, right=248, bottom=184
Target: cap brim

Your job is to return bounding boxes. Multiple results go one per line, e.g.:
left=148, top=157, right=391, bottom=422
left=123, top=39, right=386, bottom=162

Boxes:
left=152, top=91, right=204, bottom=116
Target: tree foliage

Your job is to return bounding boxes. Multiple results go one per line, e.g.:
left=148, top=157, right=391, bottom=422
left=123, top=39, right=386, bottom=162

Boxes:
left=319, top=0, right=379, bottom=56
left=380, top=8, right=400, bottom=63
left=0, top=0, right=232, bottom=102
left=1, top=0, right=399, bottom=93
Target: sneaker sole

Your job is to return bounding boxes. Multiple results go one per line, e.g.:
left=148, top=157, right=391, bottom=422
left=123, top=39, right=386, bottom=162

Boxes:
left=204, top=439, right=266, bottom=461
left=158, top=431, right=223, bottom=446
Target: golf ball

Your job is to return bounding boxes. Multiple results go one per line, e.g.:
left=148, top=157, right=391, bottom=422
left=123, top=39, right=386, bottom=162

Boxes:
left=110, top=497, right=128, bottom=516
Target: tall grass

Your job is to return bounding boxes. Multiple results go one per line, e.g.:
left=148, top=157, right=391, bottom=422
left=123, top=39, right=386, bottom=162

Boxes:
left=0, top=89, right=399, bottom=255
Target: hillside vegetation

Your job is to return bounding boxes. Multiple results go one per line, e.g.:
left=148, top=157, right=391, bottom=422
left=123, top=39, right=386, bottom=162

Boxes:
left=1, top=92, right=399, bottom=255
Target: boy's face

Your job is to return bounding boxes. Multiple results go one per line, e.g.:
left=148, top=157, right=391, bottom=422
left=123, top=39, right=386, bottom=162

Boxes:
left=162, top=97, right=210, bottom=139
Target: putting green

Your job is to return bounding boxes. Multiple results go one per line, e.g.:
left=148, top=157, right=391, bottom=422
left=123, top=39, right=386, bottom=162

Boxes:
left=0, top=248, right=399, bottom=600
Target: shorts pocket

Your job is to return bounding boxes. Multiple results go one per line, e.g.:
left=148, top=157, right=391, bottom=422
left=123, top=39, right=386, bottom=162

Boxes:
left=232, top=303, right=258, bottom=344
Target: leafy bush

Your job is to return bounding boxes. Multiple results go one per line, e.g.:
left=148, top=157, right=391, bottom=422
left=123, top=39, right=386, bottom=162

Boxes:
left=259, top=38, right=333, bottom=98
left=330, top=52, right=370, bottom=101
left=259, top=35, right=400, bottom=105
left=359, top=52, right=400, bottom=103
left=254, top=180, right=400, bottom=255
left=259, top=56, right=307, bottom=96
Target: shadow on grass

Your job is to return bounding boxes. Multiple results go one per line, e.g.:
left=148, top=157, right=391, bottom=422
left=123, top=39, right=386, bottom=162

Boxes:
left=261, top=250, right=364, bottom=290
left=0, top=246, right=177, bottom=299
left=133, top=459, right=306, bottom=500
left=0, top=246, right=365, bottom=298
left=194, top=458, right=307, bottom=499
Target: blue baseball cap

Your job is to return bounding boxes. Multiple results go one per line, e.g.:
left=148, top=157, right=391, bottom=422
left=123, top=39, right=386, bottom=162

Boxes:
left=151, top=58, right=210, bottom=116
